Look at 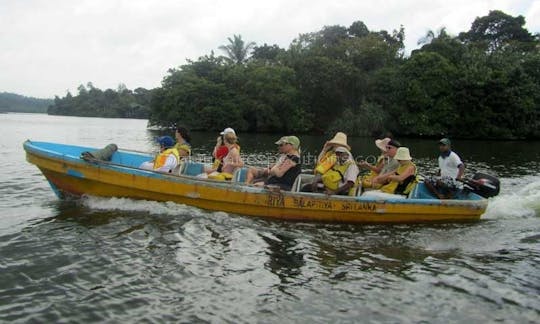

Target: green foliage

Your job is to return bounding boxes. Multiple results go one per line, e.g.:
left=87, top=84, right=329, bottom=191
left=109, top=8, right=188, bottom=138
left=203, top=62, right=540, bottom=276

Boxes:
left=148, top=11, right=539, bottom=139
left=48, top=84, right=151, bottom=119
left=327, top=102, right=389, bottom=137
left=0, top=92, right=52, bottom=113
left=459, top=10, right=536, bottom=53
left=218, top=34, right=256, bottom=65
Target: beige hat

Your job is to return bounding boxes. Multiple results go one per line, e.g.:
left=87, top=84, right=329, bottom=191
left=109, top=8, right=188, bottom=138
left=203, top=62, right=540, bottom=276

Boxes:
left=394, top=147, right=412, bottom=161
left=375, top=138, right=391, bottom=152
left=327, top=132, right=351, bottom=150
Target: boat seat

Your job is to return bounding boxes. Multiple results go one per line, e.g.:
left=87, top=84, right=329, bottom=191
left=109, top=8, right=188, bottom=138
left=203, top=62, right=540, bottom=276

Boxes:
left=291, top=173, right=315, bottom=192
left=408, top=182, right=436, bottom=199
left=181, top=162, right=205, bottom=176
left=172, top=161, right=184, bottom=175
left=232, top=167, right=249, bottom=183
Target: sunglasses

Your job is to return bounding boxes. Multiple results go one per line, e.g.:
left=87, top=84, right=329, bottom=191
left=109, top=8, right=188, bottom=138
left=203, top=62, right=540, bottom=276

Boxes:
left=279, top=143, right=291, bottom=146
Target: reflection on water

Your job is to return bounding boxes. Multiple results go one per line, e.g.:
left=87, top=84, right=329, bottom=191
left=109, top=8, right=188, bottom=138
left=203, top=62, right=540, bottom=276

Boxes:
left=0, top=114, right=539, bottom=322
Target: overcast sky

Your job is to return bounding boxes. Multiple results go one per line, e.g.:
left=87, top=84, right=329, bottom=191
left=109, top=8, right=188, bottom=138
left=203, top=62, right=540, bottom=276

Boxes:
left=1, top=0, right=538, bottom=98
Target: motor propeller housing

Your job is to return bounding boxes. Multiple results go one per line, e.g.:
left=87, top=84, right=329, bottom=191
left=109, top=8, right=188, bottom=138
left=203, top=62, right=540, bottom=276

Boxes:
left=463, top=172, right=500, bottom=198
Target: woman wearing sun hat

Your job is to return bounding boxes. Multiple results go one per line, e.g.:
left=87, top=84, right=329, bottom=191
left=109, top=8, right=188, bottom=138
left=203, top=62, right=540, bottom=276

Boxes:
left=245, top=135, right=301, bottom=191
left=358, top=137, right=391, bottom=188
left=379, top=147, right=418, bottom=195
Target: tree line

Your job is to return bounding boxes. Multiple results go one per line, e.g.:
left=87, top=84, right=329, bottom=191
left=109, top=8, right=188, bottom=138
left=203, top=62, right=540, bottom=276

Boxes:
left=49, top=10, right=540, bottom=139
left=0, top=92, right=52, bottom=113
left=48, top=83, right=151, bottom=119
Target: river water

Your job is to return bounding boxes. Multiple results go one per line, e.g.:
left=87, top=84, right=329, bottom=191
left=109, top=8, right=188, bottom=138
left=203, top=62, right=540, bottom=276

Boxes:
left=1, top=113, right=539, bottom=323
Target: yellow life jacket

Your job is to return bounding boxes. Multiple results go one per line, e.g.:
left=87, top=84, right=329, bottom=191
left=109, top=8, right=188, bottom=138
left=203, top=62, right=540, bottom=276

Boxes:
left=208, top=172, right=233, bottom=181
left=153, top=148, right=180, bottom=170
left=380, top=161, right=418, bottom=195
left=315, top=151, right=337, bottom=174
left=322, top=161, right=353, bottom=191
left=211, top=158, right=222, bottom=170
left=361, top=155, right=384, bottom=188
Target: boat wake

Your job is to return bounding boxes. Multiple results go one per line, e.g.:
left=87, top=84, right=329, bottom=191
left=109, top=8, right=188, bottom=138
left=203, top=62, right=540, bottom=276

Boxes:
left=483, top=175, right=540, bottom=219
left=80, top=196, right=205, bottom=217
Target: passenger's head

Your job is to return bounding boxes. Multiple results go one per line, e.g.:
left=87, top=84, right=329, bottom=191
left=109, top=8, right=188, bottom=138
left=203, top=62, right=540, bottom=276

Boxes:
left=385, top=139, right=401, bottom=158
left=176, top=126, right=191, bottom=144
left=438, top=138, right=451, bottom=152
left=334, top=146, right=351, bottom=163
left=157, top=136, right=175, bottom=150
left=223, top=132, right=238, bottom=145
left=327, top=132, right=351, bottom=151
left=275, top=135, right=300, bottom=153
left=394, top=147, right=412, bottom=163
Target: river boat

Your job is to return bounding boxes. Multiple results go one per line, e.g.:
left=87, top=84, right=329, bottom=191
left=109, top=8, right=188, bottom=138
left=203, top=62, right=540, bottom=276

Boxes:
left=24, top=140, right=492, bottom=223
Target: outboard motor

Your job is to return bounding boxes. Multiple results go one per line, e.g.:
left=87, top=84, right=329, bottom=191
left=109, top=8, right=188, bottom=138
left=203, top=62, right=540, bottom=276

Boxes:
left=463, top=172, right=500, bottom=198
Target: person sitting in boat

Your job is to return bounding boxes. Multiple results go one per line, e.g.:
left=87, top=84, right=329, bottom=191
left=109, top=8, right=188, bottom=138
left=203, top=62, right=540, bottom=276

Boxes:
left=370, top=139, right=401, bottom=188
left=424, top=138, right=465, bottom=199
left=303, top=146, right=359, bottom=195
left=207, top=129, right=244, bottom=181
left=212, top=135, right=228, bottom=172
left=139, top=136, right=180, bottom=173
left=312, top=132, right=350, bottom=175
left=245, top=135, right=301, bottom=191
left=358, top=137, right=391, bottom=188
left=373, top=147, right=417, bottom=195
left=174, top=126, right=192, bottom=158
left=305, top=132, right=352, bottom=190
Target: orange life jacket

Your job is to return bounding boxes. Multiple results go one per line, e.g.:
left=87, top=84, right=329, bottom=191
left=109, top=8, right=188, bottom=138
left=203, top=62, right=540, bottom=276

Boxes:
left=153, top=148, right=180, bottom=170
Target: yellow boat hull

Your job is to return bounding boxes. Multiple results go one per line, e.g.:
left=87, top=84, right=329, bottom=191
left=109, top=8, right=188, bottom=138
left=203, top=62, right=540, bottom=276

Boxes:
left=25, top=141, right=487, bottom=223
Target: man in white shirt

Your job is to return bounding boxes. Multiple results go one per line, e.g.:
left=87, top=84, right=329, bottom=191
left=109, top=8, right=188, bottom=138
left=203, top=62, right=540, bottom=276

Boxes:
left=425, top=138, right=465, bottom=199
left=438, top=138, right=464, bottom=180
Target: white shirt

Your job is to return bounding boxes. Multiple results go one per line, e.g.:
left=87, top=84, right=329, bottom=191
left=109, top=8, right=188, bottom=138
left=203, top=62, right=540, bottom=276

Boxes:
left=338, top=159, right=360, bottom=187
left=139, top=154, right=178, bottom=173
left=438, top=151, right=463, bottom=179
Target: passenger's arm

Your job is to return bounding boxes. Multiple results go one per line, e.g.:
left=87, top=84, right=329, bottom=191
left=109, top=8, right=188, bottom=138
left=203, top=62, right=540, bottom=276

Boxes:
left=226, top=148, right=244, bottom=168
left=327, top=180, right=355, bottom=196
left=270, top=157, right=296, bottom=178
left=387, top=165, right=415, bottom=183
left=456, top=163, right=465, bottom=180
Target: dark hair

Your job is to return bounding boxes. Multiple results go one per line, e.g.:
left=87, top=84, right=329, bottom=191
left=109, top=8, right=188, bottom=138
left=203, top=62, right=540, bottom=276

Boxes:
left=176, top=126, right=191, bottom=144
left=387, top=139, right=401, bottom=148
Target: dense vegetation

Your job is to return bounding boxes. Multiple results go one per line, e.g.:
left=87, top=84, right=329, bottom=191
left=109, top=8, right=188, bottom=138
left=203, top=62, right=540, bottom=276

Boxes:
left=0, top=92, right=52, bottom=113
left=150, top=10, right=539, bottom=139
left=47, top=10, right=539, bottom=139
left=48, top=83, right=152, bottom=119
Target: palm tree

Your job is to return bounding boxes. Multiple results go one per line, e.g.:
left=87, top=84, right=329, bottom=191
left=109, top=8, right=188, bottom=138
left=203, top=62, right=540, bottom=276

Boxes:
left=218, top=34, right=256, bottom=65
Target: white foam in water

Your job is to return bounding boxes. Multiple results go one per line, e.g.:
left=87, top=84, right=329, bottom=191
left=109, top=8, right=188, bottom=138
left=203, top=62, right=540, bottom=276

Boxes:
left=81, top=196, right=204, bottom=217
left=483, top=176, right=540, bottom=219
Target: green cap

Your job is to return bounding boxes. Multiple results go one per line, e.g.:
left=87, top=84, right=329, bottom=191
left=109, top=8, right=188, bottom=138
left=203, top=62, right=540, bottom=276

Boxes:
left=275, top=135, right=300, bottom=149
left=439, top=138, right=451, bottom=146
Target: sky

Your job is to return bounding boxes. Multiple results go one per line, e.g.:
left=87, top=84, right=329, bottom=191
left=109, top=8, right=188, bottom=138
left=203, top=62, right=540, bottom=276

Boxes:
left=1, top=0, right=539, bottom=98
